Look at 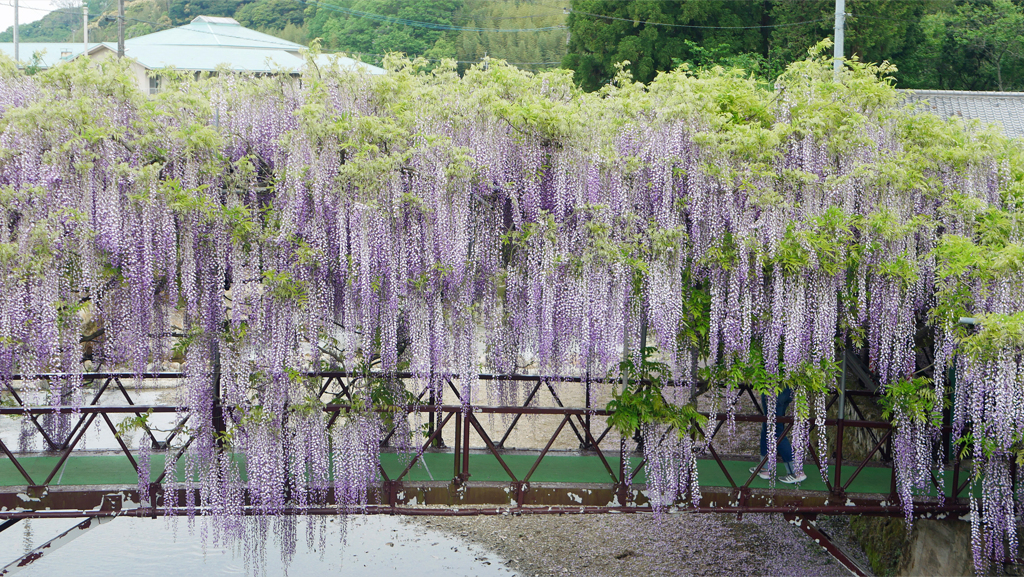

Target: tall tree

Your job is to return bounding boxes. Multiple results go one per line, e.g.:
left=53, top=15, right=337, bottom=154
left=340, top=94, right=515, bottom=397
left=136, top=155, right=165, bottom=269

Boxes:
left=50, top=0, right=86, bottom=32
left=305, top=0, right=462, bottom=60
left=455, top=0, right=567, bottom=72
left=768, top=0, right=931, bottom=87
left=0, top=0, right=106, bottom=42
left=88, top=0, right=173, bottom=42
left=563, top=0, right=770, bottom=91
left=918, top=0, right=1024, bottom=91
left=235, top=0, right=307, bottom=32
left=168, top=0, right=254, bottom=25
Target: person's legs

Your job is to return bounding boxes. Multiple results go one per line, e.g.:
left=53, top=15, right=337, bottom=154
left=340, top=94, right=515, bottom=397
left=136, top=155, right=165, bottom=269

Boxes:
left=775, top=387, right=794, bottom=475
left=756, top=391, right=791, bottom=477
left=753, top=394, right=773, bottom=479
left=757, top=388, right=804, bottom=482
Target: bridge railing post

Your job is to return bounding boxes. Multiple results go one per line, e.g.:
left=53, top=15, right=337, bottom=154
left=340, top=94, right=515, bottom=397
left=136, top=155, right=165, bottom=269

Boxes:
left=453, top=407, right=462, bottom=483
left=427, top=385, right=436, bottom=447
left=583, top=372, right=592, bottom=450
left=462, top=407, right=471, bottom=482
left=617, top=437, right=628, bottom=506
left=833, top=350, right=847, bottom=496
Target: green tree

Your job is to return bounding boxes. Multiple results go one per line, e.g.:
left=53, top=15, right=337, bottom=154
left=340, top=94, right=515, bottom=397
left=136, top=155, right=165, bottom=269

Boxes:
left=273, top=23, right=309, bottom=45
left=0, top=0, right=106, bottom=42
left=89, top=0, right=174, bottom=42
left=455, top=0, right=567, bottom=72
left=306, top=0, right=462, bottom=61
left=770, top=0, right=929, bottom=76
left=168, top=0, right=254, bottom=25
left=235, top=0, right=306, bottom=32
left=0, top=0, right=171, bottom=43
left=768, top=0, right=931, bottom=86
left=562, top=0, right=770, bottom=91
left=559, top=0, right=1024, bottom=92
left=919, top=0, right=1024, bottom=91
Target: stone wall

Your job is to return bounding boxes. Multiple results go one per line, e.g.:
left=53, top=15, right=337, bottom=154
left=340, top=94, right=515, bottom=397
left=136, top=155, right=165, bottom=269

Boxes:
left=899, top=518, right=972, bottom=576
left=850, top=516, right=973, bottom=576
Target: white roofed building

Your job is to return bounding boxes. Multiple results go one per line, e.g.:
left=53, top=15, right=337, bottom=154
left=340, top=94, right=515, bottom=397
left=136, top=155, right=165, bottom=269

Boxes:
left=0, top=42, right=99, bottom=70
left=83, top=16, right=384, bottom=94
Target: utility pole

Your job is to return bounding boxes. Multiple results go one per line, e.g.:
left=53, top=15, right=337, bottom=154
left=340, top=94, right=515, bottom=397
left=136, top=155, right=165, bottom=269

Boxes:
left=117, top=0, right=125, bottom=58
left=833, top=0, right=845, bottom=80
left=83, top=3, right=89, bottom=53
left=564, top=6, right=570, bottom=46
left=13, top=0, right=18, bottom=67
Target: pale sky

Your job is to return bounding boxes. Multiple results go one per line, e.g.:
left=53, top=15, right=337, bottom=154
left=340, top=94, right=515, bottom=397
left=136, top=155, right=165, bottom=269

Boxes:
left=0, top=1, right=61, bottom=35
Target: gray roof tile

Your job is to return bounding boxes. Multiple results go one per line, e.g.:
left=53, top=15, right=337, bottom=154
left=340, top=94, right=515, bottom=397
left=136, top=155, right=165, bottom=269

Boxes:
left=901, top=89, right=1024, bottom=139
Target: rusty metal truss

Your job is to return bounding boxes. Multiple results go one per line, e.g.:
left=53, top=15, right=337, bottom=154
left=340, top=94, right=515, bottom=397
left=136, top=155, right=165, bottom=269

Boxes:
left=0, top=368, right=970, bottom=517
left=0, top=365, right=973, bottom=576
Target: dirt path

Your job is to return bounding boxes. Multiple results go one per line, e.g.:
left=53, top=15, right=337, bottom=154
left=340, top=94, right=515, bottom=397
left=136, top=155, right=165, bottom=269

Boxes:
left=410, top=511, right=871, bottom=577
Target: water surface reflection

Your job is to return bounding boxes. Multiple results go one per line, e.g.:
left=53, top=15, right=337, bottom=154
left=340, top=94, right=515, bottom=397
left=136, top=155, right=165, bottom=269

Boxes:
left=0, top=515, right=515, bottom=576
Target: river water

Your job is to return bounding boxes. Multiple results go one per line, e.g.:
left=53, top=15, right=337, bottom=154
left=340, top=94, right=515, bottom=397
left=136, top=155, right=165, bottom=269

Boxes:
left=0, top=387, right=514, bottom=576
left=0, top=515, right=516, bottom=576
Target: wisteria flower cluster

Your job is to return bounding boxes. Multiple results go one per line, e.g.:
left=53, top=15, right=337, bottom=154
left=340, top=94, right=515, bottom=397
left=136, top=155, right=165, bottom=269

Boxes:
left=0, top=42, right=1021, bottom=571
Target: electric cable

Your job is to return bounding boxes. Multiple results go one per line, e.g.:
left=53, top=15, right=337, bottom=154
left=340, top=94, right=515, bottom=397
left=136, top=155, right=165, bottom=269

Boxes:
left=292, top=0, right=567, bottom=33
left=567, top=9, right=835, bottom=30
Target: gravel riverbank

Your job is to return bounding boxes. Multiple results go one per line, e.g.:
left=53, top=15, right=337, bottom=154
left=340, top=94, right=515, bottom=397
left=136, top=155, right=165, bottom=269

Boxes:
left=409, top=511, right=872, bottom=577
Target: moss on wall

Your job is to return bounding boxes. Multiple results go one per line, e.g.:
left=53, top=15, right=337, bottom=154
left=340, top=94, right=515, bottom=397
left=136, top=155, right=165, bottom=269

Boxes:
left=849, top=516, right=910, bottom=576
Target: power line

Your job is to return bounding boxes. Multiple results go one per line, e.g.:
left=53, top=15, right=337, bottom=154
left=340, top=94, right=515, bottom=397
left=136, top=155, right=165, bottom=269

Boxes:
left=0, top=0, right=51, bottom=11
left=6, top=3, right=563, bottom=67
left=487, top=14, right=563, bottom=21
left=121, top=16, right=305, bottom=48
left=1, top=2, right=102, bottom=21
left=1, top=2, right=95, bottom=16
left=356, top=53, right=563, bottom=66
left=96, top=14, right=302, bottom=49
left=8, top=2, right=839, bottom=39
left=285, top=1, right=840, bottom=34
left=0, top=1, right=47, bottom=8
left=2, top=4, right=308, bottom=49
left=9, top=2, right=836, bottom=66
left=568, top=9, right=835, bottom=30
left=294, top=0, right=567, bottom=33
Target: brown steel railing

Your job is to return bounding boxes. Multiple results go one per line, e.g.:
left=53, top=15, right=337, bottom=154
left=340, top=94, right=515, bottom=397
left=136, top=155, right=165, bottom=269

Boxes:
left=0, top=370, right=971, bottom=519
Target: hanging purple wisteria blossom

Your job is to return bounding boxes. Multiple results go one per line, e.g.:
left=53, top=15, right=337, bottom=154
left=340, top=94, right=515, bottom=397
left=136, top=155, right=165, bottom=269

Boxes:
left=0, top=49, right=1020, bottom=572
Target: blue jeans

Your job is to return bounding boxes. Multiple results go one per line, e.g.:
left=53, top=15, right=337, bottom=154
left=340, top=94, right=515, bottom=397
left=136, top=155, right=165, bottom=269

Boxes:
left=760, top=388, right=794, bottom=474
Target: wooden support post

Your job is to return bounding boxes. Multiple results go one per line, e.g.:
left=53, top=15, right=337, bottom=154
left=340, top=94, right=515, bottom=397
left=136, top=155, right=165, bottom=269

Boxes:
left=834, top=350, right=847, bottom=495
left=461, top=409, right=471, bottom=481
left=453, top=408, right=462, bottom=482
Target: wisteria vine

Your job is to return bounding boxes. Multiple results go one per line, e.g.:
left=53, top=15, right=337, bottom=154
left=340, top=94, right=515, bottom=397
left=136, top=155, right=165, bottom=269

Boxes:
left=0, top=44, right=1022, bottom=571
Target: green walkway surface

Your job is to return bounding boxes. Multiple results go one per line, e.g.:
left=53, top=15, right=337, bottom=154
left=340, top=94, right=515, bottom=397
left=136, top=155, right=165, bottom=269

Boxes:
left=0, top=452, right=964, bottom=499
left=381, top=453, right=962, bottom=497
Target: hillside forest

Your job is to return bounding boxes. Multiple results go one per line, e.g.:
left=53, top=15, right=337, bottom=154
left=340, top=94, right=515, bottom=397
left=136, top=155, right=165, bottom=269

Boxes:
left=2, top=0, right=1024, bottom=90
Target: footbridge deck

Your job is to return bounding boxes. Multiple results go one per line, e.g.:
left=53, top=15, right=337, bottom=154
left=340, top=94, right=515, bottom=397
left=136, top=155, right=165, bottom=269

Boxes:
left=0, top=368, right=972, bottom=576
left=0, top=367, right=970, bottom=519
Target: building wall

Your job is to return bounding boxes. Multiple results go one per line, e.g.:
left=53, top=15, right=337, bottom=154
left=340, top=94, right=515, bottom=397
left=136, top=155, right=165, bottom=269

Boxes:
left=87, top=48, right=151, bottom=94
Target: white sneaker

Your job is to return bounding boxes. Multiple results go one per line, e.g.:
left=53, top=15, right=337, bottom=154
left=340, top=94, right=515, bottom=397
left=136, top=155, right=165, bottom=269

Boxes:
left=779, top=471, right=807, bottom=484
left=749, top=466, right=772, bottom=480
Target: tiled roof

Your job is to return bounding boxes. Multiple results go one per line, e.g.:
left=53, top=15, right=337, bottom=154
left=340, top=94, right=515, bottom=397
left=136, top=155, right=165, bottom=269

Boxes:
left=901, top=89, right=1024, bottom=139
